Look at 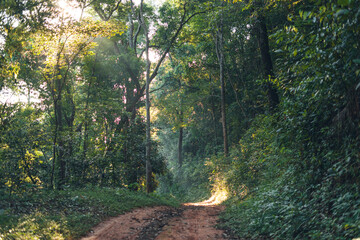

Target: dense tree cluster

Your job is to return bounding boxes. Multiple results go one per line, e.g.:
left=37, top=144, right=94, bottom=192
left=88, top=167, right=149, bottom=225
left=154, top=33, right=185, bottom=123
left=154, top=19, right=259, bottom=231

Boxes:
left=0, top=0, right=170, bottom=191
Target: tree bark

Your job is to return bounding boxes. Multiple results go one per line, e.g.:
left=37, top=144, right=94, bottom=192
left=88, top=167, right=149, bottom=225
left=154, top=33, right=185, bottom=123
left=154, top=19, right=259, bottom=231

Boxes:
left=178, top=124, right=183, bottom=167
left=128, top=0, right=134, bottom=50
left=257, top=14, right=279, bottom=109
left=140, top=0, right=152, bottom=193
left=215, top=5, right=229, bottom=156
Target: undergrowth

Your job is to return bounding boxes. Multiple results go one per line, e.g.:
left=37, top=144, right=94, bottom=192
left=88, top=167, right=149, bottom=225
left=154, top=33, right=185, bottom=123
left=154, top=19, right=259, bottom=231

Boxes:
left=212, top=113, right=360, bottom=239
left=0, top=187, right=179, bottom=239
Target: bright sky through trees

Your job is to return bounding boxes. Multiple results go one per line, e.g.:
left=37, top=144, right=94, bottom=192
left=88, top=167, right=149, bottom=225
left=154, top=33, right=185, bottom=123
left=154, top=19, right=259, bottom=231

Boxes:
left=0, top=0, right=163, bottom=105
left=57, top=0, right=84, bottom=20
left=55, top=0, right=161, bottom=62
left=56, top=0, right=165, bottom=20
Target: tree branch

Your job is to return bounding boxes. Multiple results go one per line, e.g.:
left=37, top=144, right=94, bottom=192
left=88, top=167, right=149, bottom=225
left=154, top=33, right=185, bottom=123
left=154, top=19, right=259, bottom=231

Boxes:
left=93, top=0, right=122, bottom=21
left=149, top=8, right=207, bottom=82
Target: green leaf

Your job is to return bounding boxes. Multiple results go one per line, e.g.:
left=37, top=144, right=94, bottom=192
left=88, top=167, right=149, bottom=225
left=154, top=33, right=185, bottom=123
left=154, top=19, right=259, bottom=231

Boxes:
left=320, top=6, right=327, bottom=13
left=352, top=59, right=360, bottom=64
left=293, top=49, right=298, bottom=57
left=337, top=0, right=351, bottom=6
left=303, top=11, right=310, bottom=20
left=335, top=9, right=349, bottom=17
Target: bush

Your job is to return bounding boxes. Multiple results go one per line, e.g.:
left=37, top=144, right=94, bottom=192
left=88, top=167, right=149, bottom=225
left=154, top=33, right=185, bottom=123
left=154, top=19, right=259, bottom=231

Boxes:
left=217, top=112, right=360, bottom=239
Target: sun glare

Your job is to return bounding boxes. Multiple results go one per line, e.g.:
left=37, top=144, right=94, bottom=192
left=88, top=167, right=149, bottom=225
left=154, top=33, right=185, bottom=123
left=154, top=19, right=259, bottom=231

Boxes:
left=56, top=0, right=83, bottom=21
left=133, top=0, right=165, bottom=7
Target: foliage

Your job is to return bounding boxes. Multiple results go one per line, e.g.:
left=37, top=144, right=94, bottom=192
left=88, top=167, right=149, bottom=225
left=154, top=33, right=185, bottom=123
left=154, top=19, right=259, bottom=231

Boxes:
left=0, top=0, right=56, bottom=88
left=216, top=108, right=360, bottom=238
left=215, top=0, right=360, bottom=238
left=0, top=0, right=164, bottom=192
left=0, top=105, right=50, bottom=191
left=0, top=187, right=179, bottom=240
left=153, top=0, right=360, bottom=238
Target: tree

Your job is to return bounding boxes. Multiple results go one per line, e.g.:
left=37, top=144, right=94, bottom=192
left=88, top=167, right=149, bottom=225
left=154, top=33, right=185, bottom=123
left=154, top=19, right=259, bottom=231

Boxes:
left=28, top=17, right=122, bottom=188
left=255, top=6, right=279, bottom=109
left=215, top=1, right=229, bottom=156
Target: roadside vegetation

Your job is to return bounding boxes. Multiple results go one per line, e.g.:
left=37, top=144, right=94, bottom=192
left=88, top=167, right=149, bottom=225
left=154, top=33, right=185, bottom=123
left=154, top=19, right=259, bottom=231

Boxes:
left=0, top=187, right=178, bottom=239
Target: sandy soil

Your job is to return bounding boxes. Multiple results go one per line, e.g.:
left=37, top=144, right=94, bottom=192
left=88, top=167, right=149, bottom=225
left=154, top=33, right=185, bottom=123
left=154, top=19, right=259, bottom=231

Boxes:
left=81, top=196, right=227, bottom=240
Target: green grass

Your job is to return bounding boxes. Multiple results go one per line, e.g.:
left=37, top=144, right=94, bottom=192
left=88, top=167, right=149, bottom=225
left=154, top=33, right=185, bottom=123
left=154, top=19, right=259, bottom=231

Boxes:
left=0, top=187, right=180, bottom=239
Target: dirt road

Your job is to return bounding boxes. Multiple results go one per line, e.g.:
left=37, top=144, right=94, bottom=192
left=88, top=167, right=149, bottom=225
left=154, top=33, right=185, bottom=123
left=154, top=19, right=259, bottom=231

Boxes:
left=82, top=196, right=227, bottom=240
left=155, top=203, right=225, bottom=240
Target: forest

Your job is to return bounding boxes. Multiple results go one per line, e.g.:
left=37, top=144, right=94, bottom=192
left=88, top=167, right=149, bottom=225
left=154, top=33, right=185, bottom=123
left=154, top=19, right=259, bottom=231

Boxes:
left=1, top=0, right=360, bottom=239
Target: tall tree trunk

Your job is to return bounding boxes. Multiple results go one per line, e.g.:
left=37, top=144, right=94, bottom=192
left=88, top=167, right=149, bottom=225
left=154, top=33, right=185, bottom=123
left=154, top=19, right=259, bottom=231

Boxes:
left=257, top=14, right=279, bottom=109
left=178, top=115, right=183, bottom=167
left=178, top=127, right=183, bottom=167
left=64, top=84, right=76, bottom=184
left=140, top=0, right=152, bottom=193
left=145, top=56, right=152, bottom=193
left=128, top=0, right=134, bottom=49
left=82, top=91, right=90, bottom=182
left=177, top=77, right=184, bottom=167
left=215, top=6, right=229, bottom=156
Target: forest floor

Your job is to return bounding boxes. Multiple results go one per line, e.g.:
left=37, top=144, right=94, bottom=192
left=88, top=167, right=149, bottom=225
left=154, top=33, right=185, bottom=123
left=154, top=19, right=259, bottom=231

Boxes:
left=81, top=195, right=229, bottom=240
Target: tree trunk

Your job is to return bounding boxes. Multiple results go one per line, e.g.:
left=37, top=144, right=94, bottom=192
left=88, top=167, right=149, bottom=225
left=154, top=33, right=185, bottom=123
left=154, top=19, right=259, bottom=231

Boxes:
left=257, top=14, right=279, bottom=109
left=215, top=6, right=229, bottom=156
left=178, top=126, right=183, bottom=167
left=54, top=99, right=66, bottom=189
left=145, top=64, right=152, bottom=193
left=64, top=85, right=76, bottom=184
left=82, top=93, right=90, bottom=182
left=140, top=0, right=152, bottom=193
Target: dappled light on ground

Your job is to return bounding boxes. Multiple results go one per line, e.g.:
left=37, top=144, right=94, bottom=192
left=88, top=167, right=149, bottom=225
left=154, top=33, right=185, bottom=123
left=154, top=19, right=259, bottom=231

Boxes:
left=185, top=188, right=228, bottom=206
left=155, top=190, right=228, bottom=239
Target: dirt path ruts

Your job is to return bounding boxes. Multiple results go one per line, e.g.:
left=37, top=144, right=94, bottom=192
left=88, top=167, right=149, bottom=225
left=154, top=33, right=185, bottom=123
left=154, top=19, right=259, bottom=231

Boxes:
left=155, top=204, right=225, bottom=240
left=81, top=206, right=175, bottom=240
left=81, top=197, right=226, bottom=240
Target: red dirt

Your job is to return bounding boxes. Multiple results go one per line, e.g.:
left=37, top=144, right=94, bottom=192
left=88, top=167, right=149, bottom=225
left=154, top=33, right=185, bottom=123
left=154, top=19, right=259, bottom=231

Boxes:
left=155, top=203, right=225, bottom=240
left=81, top=197, right=226, bottom=240
left=81, top=206, right=172, bottom=240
